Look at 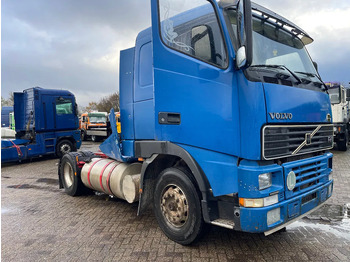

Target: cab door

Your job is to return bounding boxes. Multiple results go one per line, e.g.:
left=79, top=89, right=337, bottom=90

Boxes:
left=150, top=0, right=240, bottom=155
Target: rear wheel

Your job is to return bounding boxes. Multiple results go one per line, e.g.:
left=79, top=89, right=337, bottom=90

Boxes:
left=59, top=153, right=86, bottom=196
left=56, top=140, right=74, bottom=158
left=153, top=167, right=206, bottom=245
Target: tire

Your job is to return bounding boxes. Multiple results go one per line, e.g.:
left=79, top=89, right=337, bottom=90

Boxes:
left=337, top=131, right=348, bottom=151
left=59, top=152, right=85, bottom=196
left=153, top=167, right=206, bottom=245
left=56, top=139, right=74, bottom=158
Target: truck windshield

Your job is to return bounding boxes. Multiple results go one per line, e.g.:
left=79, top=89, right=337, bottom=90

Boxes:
left=328, top=88, right=341, bottom=104
left=90, top=116, right=106, bottom=124
left=225, top=8, right=318, bottom=76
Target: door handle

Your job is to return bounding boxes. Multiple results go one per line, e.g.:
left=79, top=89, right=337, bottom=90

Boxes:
left=158, top=112, right=181, bottom=125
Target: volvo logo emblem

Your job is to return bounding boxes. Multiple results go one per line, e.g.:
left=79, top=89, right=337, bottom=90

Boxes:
left=269, top=112, right=293, bottom=120
left=292, top=125, right=322, bottom=155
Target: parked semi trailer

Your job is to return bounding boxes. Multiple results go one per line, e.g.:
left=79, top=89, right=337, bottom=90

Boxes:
left=326, top=82, right=350, bottom=151
left=1, top=87, right=81, bottom=163
left=59, top=0, right=334, bottom=245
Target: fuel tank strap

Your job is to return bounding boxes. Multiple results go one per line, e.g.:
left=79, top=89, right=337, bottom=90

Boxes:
left=106, top=162, right=121, bottom=195
left=99, top=161, right=115, bottom=192
left=87, top=159, right=104, bottom=187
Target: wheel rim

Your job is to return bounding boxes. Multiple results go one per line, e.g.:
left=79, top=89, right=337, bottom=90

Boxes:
left=161, top=184, right=189, bottom=228
left=63, top=162, right=74, bottom=188
left=60, top=144, right=71, bottom=154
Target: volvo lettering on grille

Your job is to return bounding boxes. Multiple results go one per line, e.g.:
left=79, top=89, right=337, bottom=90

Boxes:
left=269, top=112, right=293, bottom=120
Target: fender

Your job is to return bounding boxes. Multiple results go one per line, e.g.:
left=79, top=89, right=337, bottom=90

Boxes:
left=135, top=141, right=211, bottom=217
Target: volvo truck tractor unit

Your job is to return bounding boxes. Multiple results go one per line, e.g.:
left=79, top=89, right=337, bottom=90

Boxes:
left=59, top=0, right=334, bottom=245
left=326, top=82, right=350, bottom=151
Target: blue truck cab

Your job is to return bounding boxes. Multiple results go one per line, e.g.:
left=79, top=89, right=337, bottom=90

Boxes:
left=118, top=0, right=334, bottom=244
left=1, top=87, right=81, bottom=163
left=59, top=0, right=333, bottom=245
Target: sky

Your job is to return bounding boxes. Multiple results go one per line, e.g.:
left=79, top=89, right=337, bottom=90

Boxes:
left=2, top=0, right=350, bottom=107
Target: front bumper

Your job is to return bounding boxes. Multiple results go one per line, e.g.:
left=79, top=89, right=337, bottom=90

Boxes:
left=239, top=180, right=333, bottom=233
left=237, top=152, right=333, bottom=233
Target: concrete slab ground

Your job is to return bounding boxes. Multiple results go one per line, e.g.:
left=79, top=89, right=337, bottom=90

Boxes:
left=2, top=142, right=350, bottom=261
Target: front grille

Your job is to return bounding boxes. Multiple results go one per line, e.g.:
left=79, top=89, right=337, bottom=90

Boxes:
left=263, top=125, right=333, bottom=160
left=283, top=155, right=329, bottom=200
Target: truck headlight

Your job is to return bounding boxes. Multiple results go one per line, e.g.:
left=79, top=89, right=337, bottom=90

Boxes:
left=239, top=194, right=278, bottom=208
left=259, top=173, right=272, bottom=190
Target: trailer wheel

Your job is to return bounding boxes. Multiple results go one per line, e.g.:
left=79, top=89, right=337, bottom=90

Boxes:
left=153, top=167, right=206, bottom=245
left=337, top=131, right=348, bottom=151
left=56, top=140, right=73, bottom=158
left=59, top=153, right=85, bottom=196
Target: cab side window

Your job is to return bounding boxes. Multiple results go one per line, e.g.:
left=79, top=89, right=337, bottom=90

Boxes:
left=159, top=0, right=227, bottom=68
left=56, top=98, right=73, bottom=115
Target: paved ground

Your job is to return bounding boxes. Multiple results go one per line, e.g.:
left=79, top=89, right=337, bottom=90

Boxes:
left=2, top=142, right=350, bottom=261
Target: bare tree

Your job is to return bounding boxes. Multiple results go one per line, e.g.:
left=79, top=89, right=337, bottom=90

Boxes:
left=96, top=93, right=120, bottom=113
left=1, top=93, right=14, bottom=108
left=83, top=92, right=119, bottom=114
left=85, top=102, right=98, bottom=112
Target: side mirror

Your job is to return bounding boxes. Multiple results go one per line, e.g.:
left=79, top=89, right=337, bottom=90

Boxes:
left=313, top=61, right=318, bottom=72
left=346, top=89, right=350, bottom=101
left=236, top=0, right=253, bottom=69
left=236, top=46, right=247, bottom=69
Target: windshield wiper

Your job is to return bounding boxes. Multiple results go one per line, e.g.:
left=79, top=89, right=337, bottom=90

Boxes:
left=251, top=65, right=302, bottom=84
left=295, top=71, right=328, bottom=91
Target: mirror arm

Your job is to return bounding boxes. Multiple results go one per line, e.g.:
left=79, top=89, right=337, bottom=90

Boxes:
left=236, top=0, right=253, bottom=69
left=243, top=0, right=253, bottom=67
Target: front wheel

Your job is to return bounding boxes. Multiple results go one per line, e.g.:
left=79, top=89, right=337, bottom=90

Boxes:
left=56, top=140, right=74, bottom=158
left=153, top=167, right=206, bottom=245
